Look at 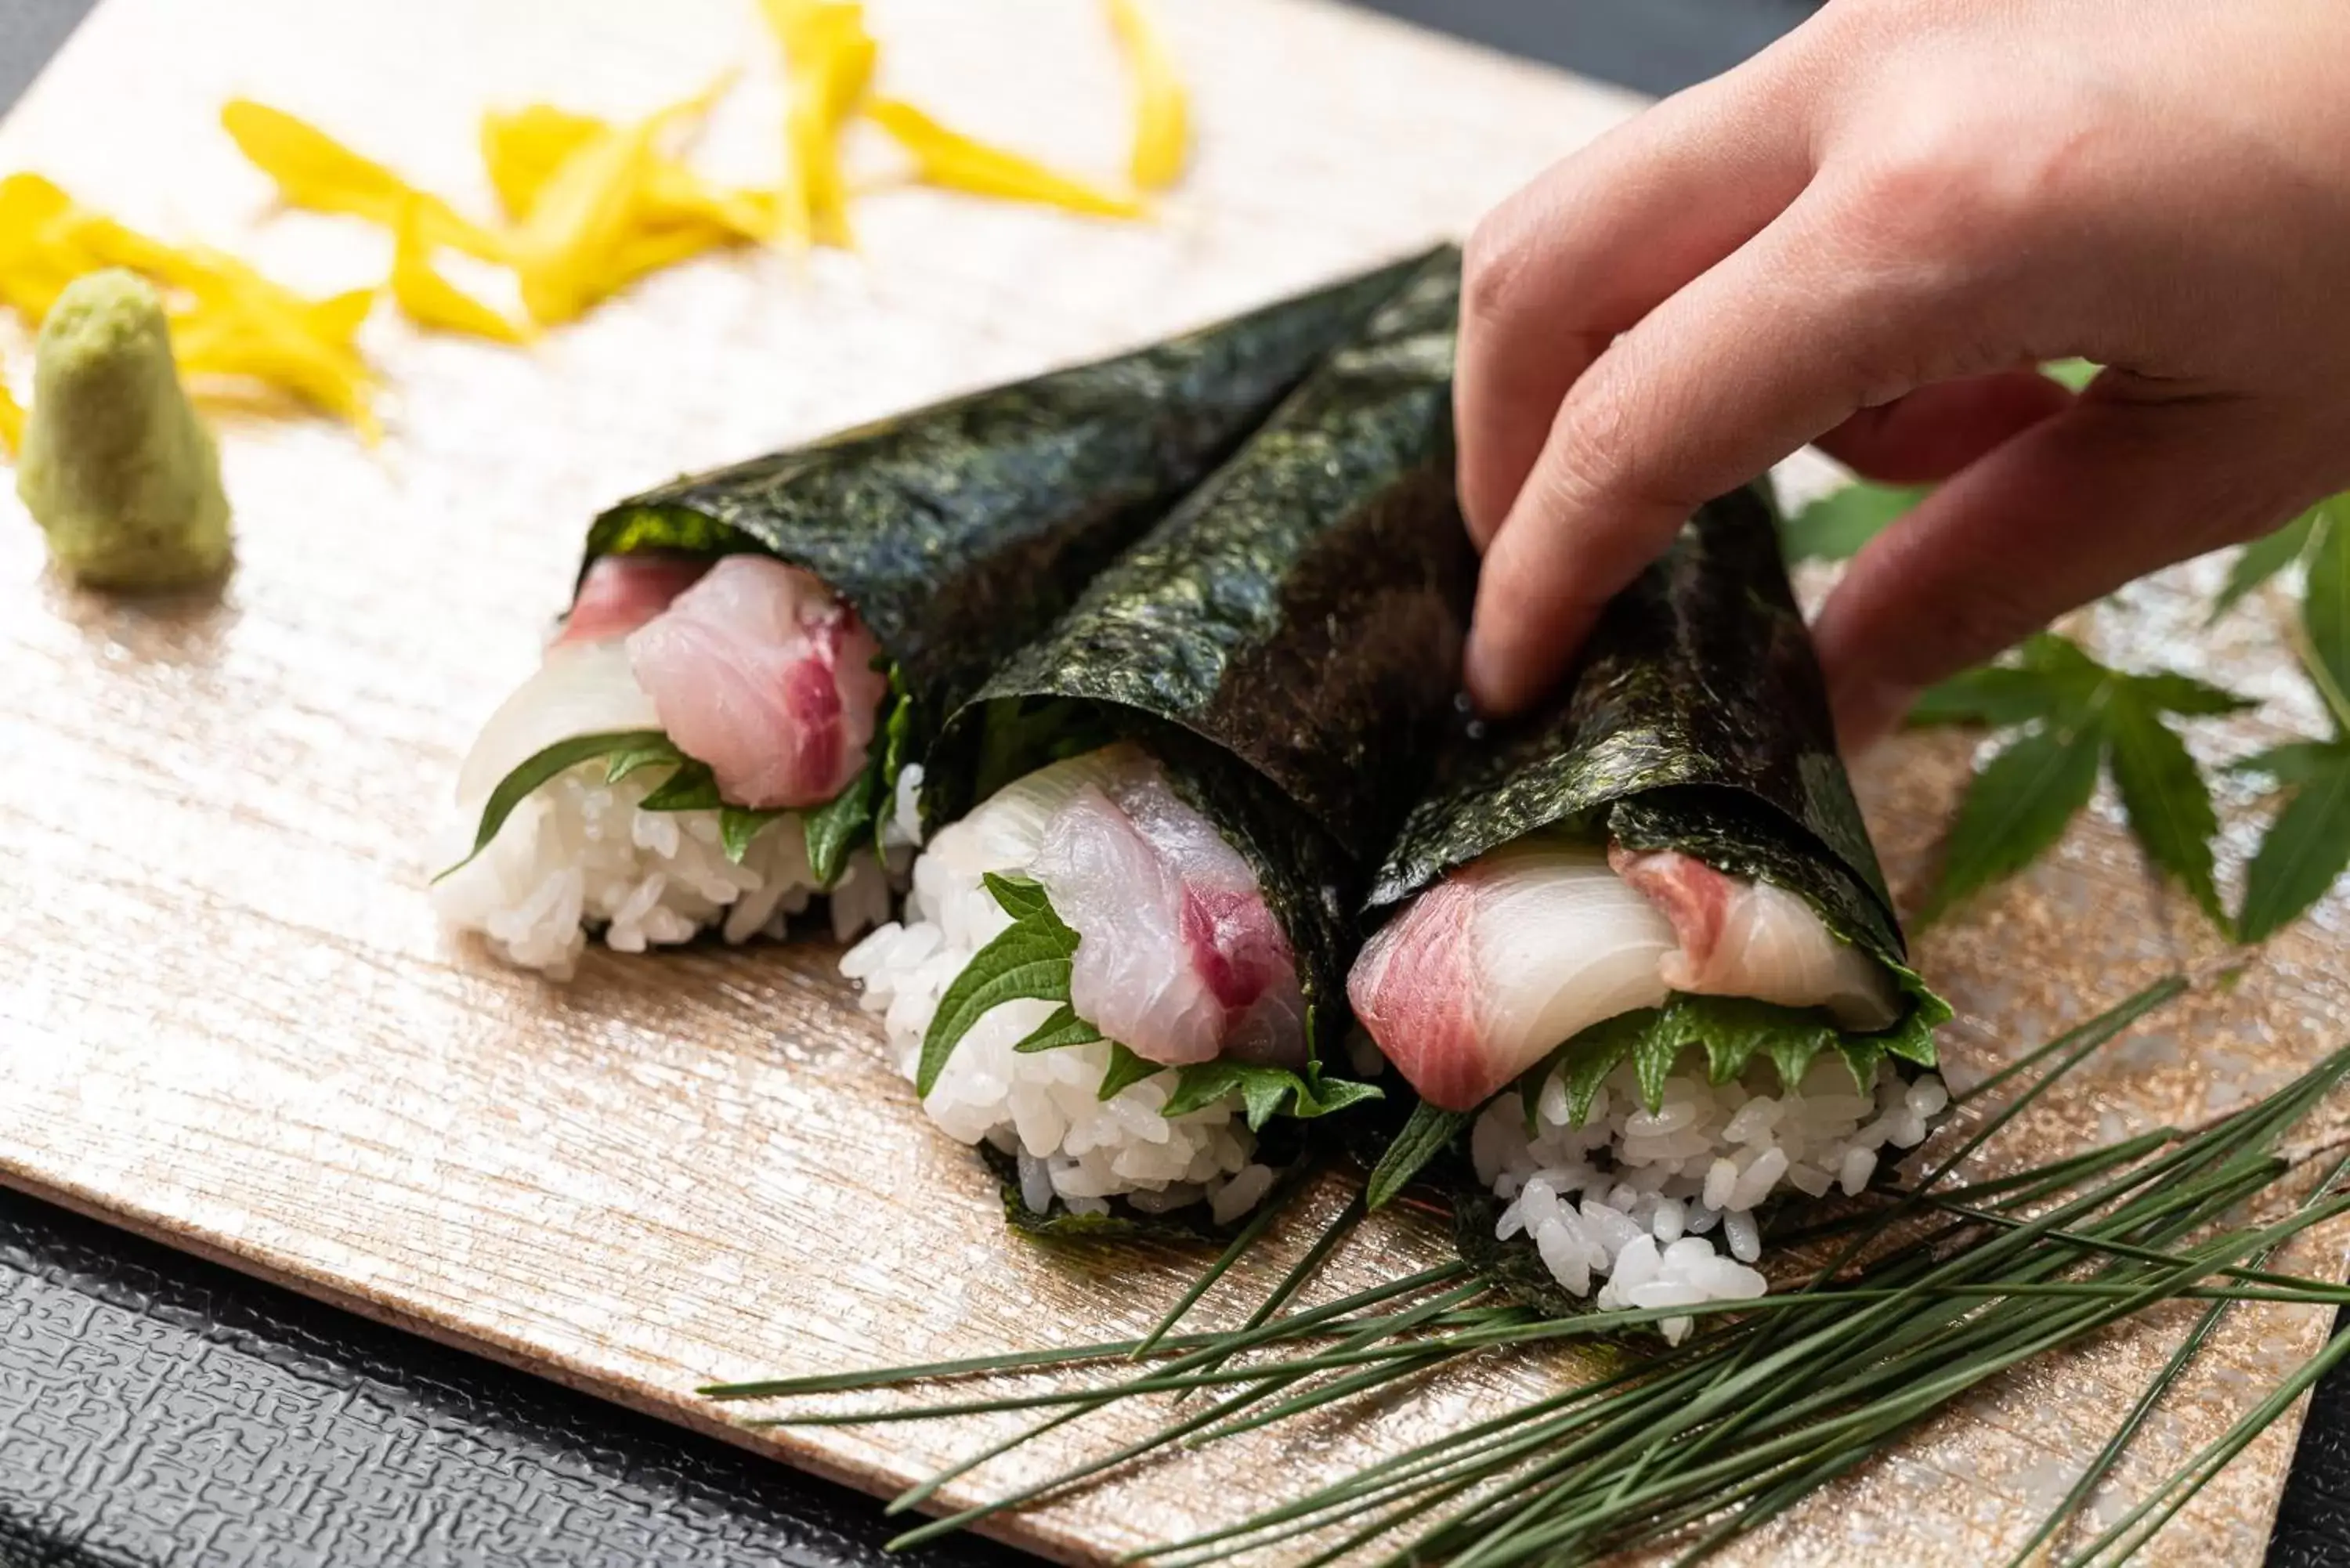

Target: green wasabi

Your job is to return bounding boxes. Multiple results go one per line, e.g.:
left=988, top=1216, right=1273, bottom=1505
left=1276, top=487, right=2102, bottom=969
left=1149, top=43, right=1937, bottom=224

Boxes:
left=16, top=268, right=230, bottom=589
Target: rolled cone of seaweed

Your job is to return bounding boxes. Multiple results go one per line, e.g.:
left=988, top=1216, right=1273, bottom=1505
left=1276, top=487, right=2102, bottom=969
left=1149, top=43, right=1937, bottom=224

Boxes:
left=433, top=249, right=1434, bottom=979
left=1350, top=486, right=1952, bottom=1334
left=844, top=248, right=1476, bottom=1228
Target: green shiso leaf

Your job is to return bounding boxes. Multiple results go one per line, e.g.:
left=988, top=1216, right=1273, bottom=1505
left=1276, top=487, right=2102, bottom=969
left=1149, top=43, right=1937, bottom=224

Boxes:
left=1778, top=482, right=1927, bottom=564
left=1524, top=989, right=1950, bottom=1123
left=1912, top=634, right=2251, bottom=927
left=916, top=874, right=1082, bottom=1097
left=800, top=663, right=913, bottom=884
left=1095, top=1043, right=1162, bottom=1101
left=638, top=759, right=724, bottom=812
left=800, top=770, right=876, bottom=886
left=446, top=729, right=798, bottom=877
left=916, top=876, right=1377, bottom=1130
left=606, top=734, right=689, bottom=784
left=436, top=728, right=669, bottom=880
left=872, top=671, right=916, bottom=856
left=718, top=805, right=786, bottom=864
left=1364, top=1100, right=1471, bottom=1211
left=584, top=249, right=1436, bottom=797
left=1162, top=1060, right=1382, bottom=1133
left=1013, top=1004, right=1105, bottom=1055
left=1559, top=1009, right=1652, bottom=1125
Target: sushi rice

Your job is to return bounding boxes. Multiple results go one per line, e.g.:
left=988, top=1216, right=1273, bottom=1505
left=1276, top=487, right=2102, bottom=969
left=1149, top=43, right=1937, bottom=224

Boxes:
left=842, top=750, right=1278, bottom=1224
left=432, top=748, right=919, bottom=981
left=1468, top=1051, right=1948, bottom=1342
left=434, top=558, right=912, bottom=980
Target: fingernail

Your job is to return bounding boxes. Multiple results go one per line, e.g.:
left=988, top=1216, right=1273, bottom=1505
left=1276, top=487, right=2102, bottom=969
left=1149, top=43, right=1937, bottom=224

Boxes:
left=1462, top=634, right=1517, bottom=718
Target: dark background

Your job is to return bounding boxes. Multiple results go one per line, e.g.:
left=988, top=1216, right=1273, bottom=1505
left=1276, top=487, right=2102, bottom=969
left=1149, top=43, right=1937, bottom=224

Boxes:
left=4, top=2, right=2348, bottom=1563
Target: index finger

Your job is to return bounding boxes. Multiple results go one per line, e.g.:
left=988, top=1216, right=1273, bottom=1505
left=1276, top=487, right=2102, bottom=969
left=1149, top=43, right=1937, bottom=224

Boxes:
left=1455, top=67, right=1813, bottom=548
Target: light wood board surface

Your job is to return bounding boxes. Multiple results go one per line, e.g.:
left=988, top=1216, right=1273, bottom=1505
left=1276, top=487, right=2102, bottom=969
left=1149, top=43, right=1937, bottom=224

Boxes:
left=2, top=2, right=2345, bottom=1563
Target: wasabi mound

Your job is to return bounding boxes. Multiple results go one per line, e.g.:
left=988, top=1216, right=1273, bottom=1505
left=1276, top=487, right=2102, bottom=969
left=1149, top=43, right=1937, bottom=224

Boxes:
left=16, top=268, right=230, bottom=589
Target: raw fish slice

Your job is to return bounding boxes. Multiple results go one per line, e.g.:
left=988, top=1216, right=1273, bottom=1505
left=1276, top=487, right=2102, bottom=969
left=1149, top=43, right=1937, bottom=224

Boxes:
left=455, top=639, right=660, bottom=811
left=1350, top=840, right=1676, bottom=1111
left=627, top=554, right=890, bottom=810
left=1609, top=846, right=1900, bottom=1029
left=556, top=552, right=709, bottom=645
left=925, top=745, right=1148, bottom=881
left=1022, top=751, right=1308, bottom=1070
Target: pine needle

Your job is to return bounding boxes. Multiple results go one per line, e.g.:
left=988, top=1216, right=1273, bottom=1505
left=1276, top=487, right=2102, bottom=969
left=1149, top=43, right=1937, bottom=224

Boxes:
left=707, top=977, right=2350, bottom=1566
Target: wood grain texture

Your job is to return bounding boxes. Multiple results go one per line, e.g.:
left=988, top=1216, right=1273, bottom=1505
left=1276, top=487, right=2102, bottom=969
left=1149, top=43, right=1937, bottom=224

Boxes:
left=0, top=4, right=2341, bottom=1564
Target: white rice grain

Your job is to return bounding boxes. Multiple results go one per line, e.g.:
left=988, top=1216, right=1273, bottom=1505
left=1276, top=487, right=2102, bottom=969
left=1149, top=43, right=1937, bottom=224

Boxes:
left=840, top=794, right=1260, bottom=1219
left=1427, top=1036, right=1948, bottom=1324
left=436, top=757, right=884, bottom=978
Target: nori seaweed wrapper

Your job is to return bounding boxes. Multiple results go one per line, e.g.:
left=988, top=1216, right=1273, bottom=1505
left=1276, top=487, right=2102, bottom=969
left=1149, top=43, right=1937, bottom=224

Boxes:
left=1368, top=484, right=1905, bottom=966
left=930, top=246, right=1477, bottom=1051
left=580, top=250, right=1437, bottom=770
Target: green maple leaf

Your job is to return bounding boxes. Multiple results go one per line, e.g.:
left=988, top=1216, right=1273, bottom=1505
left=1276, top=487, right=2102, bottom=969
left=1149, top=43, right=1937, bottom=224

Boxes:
left=1912, top=634, right=2249, bottom=927
left=2236, top=742, right=2350, bottom=944
left=2233, top=504, right=2350, bottom=942
left=1779, top=482, right=1929, bottom=565
left=2209, top=505, right=2321, bottom=626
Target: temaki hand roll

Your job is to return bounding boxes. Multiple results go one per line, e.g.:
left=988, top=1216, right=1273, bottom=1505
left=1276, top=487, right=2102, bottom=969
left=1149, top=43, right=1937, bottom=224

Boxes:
left=843, top=247, right=1474, bottom=1227
left=433, top=251, right=1430, bottom=977
left=1352, top=487, right=1950, bottom=1331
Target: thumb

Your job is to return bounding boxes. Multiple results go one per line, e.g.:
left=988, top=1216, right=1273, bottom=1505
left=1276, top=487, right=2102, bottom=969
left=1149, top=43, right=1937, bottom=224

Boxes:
left=1812, top=392, right=2319, bottom=748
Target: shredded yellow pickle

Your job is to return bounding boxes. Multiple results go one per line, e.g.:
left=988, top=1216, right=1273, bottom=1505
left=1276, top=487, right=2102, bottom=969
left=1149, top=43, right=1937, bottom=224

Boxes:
left=762, top=0, right=873, bottom=250
left=1104, top=0, right=1188, bottom=190
left=222, top=100, right=509, bottom=263
left=0, top=367, right=23, bottom=453
left=866, top=99, right=1144, bottom=219
left=391, top=200, right=530, bottom=344
left=0, top=173, right=381, bottom=435
left=505, top=78, right=767, bottom=324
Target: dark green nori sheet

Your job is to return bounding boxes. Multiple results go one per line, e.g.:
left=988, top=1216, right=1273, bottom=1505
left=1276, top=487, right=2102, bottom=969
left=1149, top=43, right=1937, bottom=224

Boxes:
left=929, top=247, right=1477, bottom=1052
left=1368, top=485, right=1905, bottom=963
left=580, top=247, right=1436, bottom=761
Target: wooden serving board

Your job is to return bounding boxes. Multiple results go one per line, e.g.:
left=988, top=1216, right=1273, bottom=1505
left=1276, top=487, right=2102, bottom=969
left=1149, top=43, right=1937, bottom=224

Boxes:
left=1, top=2, right=2344, bottom=1563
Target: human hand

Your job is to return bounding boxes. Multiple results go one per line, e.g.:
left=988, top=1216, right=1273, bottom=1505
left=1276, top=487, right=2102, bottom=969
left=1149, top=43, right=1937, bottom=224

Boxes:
left=1455, top=0, right=2350, bottom=746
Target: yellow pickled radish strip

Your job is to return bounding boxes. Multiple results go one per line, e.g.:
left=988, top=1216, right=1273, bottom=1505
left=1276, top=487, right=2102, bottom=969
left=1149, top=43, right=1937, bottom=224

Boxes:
left=309, top=286, right=378, bottom=346
left=508, top=78, right=739, bottom=323
left=172, top=250, right=380, bottom=436
left=0, top=369, right=23, bottom=454
left=480, top=105, right=604, bottom=220
left=390, top=200, right=529, bottom=343
left=222, top=101, right=509, bottom=264
left=485, top=103, right=776, bottom=241
left=647, top=172, right=779, bottom=241
left=761, top=0, right=873, bottom=250
left=509, top=114, right=660, bottom=324
left=0, top=173, right=379, bottom=434
left=1104, top=0, right=1188, bottom=190
left=866, top=100, right=1144, bottom=219
left=600, top=219, right=745, bottom=293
